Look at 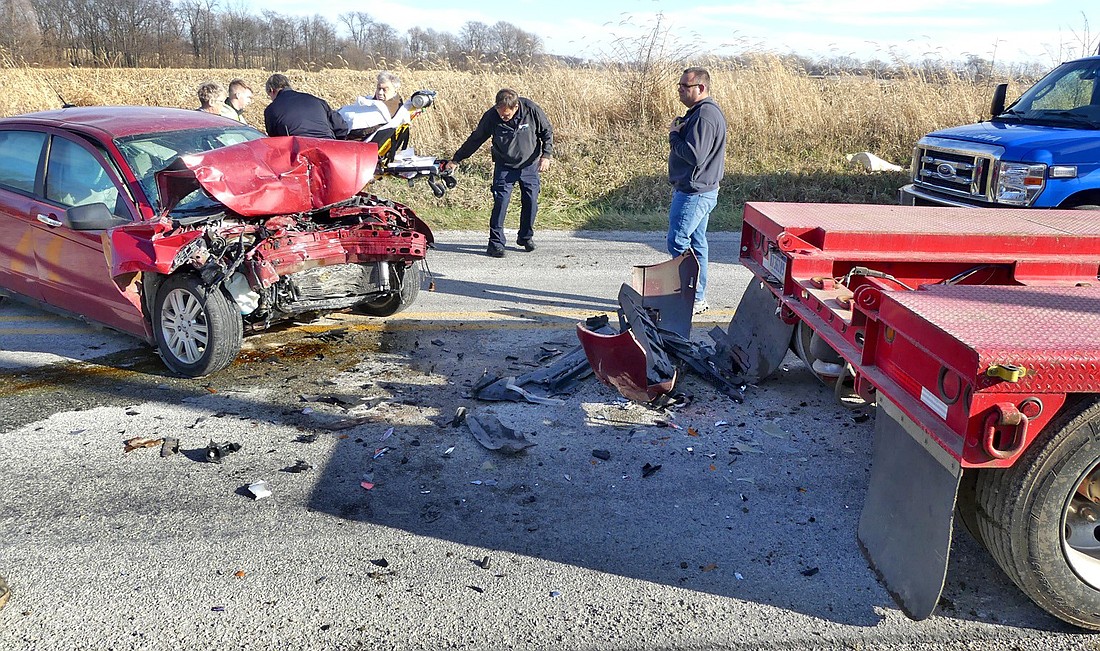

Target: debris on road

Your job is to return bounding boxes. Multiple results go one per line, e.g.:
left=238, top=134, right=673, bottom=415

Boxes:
left=570, top=251, right=748, bottom=406
left=592, top=449, right=611, bottom=461
left=205, top=441, right=242, bottom=463
left=124, top=436, right=162, bottom=453
left=466, top=412, right=536, bottom=454
left=451, top=406, right=468, bottom=427
left=281, top=460, right=313, bottom=473
left=474, top=341, right=600, bottom=405
left=641, top=462, right=662, bottom=478
left=246, top=480, right=272, bottom=500
left=160, top=437, right=179, bottom=457
left=318, top=416, right=373, bottom=431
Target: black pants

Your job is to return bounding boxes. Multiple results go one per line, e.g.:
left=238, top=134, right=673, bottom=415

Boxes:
left=489, top=161, right=540, bottom=248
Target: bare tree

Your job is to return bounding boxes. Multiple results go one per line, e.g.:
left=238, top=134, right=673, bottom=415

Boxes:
left=221, top=3, right=259, bottom=68
left=260, top=9, right=297, bottom=71
left=492, top=20, right=543, bottom=62
left=366, top=20, right=403, bottom=62
left=459, top=20, right=489, bottom=56
left=178, top=0, right=219, bottom=66
left=339, top=11, right=371, bottom=51
left=0, top=0, right=41, bottom=62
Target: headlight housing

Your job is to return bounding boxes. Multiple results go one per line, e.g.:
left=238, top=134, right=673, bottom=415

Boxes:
left=994, top=162, right=1046, bottom=205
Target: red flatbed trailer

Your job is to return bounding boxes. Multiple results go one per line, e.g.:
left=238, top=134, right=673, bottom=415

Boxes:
left=735, top=202, right=1100, bottom=628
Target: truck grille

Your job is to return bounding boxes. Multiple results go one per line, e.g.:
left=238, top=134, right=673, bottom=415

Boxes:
left=913, top=146, right=992, bottom=200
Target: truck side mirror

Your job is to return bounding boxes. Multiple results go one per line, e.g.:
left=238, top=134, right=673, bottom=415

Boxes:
left=990, top=83, right=1008, bottom=118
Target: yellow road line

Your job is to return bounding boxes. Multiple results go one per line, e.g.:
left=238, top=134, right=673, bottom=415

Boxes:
left=0, top=310, right=735, bottom=336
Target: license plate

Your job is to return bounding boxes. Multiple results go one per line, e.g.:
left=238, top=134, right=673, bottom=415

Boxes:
left=763, top=246, right=788, bottom=282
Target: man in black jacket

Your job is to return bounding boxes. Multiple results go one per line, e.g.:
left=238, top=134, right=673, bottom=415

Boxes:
left=263, top=74, right=348, bottom=139
left=446, top=89, right=553, bottom=257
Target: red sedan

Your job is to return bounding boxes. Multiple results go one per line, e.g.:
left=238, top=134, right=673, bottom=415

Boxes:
left=0, top=107, right=432, bottom=377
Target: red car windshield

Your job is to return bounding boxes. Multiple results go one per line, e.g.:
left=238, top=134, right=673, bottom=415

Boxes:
left=114, top=125, right=264, bottom=214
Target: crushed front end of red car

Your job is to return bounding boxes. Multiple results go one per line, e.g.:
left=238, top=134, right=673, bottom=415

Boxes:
left=107, top=136, right=433, bottom=376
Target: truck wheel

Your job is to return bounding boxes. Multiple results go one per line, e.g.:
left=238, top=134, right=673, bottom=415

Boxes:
left=357, top=263, right=420, bottom=317
left=974, top=396, right=1100, bottom=629
left=153, top=274, right=243, bottom=377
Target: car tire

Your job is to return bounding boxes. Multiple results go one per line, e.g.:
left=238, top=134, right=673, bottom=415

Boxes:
left=973, top=396, right=1100, bottom=629
left=153, top=273, right=243, bottom=377
left=357, top=262, right=420, bottom=317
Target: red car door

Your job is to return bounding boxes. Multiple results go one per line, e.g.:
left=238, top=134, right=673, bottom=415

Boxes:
left=0, top=129, right=48, bottom=301
left=28, top=132, right=149, bottom=338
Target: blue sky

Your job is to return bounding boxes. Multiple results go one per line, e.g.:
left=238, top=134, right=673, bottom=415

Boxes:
left=255, top=0, right=1099, bottom=65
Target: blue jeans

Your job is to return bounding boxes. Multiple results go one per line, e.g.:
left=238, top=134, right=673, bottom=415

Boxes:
left=667, top=188, right=718, bottom=302
left=490, top=162, right=540, bottom=249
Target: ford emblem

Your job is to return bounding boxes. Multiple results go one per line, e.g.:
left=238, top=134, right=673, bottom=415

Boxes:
left=936, top=163, right=955, bottom=178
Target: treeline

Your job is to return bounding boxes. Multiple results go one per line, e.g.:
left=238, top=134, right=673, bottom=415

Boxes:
left=0, top=0, right=548, bottom=69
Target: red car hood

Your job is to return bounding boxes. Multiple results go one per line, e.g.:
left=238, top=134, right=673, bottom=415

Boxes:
left=156, top=137, right=378, bottom=216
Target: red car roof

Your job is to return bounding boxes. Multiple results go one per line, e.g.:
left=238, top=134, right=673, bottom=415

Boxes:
left=0, top=106, right=256, bottom=138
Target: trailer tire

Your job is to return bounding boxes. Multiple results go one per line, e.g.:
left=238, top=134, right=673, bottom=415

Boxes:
left=955, top=469, right=985, bottom=548
left=974, top=396, right=1100, bottom=630
left=357, top=262, right=420, bottom=317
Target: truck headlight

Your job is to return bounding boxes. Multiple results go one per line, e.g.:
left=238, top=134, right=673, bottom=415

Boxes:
left=994, top=162, right=1046, bottom=205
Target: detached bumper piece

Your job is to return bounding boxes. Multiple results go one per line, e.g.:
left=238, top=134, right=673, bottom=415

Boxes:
left=576, top=251, right=746, bottom=405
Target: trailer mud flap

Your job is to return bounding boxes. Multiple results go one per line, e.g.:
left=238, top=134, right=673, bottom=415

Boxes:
left=715, top=279, right=794, bottom=382
left=858, top=395, right=961, bottom=621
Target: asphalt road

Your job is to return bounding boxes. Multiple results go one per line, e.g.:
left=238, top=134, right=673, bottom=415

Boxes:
left=0, top=230, right=1091, bottom=650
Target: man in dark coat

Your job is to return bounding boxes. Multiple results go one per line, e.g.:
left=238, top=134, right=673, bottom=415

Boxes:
left=446, top=88, right=553, bottom=257
left=263, top=74, right=347, bottom=139
left=667, top=66, right=727, bottom=315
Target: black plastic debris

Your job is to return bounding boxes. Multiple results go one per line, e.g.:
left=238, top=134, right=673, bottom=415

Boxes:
left=466, top=413, right=536, bottom=454
left=474, top=340, right=605, bottom=405
left=641, top=462, right=662, bottom=478
left=295, top=434, right=319, bottom=444
left=468, top=585, right=484, bottom=593
left=451, top=406, right=468, bottom=428
left=306, top=328, right=349, bottom=342
left=319, top=416, right=373, bottom=431
left=476, top=556, right=492, bottom=570
left=370, top=558, right=390, bottom=568
left=281, top=460, right=313, bottom=473
left=205, top=441, right=241, bottom=463
left=431, top=339, right=445, bottom=346
left=592, top=449, right=611, bottom=461
left=300, top=394, right=385, bottom=409
left=801, top=567, right=820, bottom=577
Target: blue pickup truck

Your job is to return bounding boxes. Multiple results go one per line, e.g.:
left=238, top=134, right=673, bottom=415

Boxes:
left=900, top=55, right=1100, bottom=208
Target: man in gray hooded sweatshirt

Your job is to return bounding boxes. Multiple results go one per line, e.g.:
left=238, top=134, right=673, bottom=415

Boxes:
left=668, top=66, right=727, bottom=314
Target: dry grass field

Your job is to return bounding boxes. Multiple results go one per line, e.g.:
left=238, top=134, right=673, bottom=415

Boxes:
left=0, top=60, right=1022, bottom=229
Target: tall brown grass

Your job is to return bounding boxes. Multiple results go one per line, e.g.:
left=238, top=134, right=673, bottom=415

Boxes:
left=0, top=59, right=1023, bottom=227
